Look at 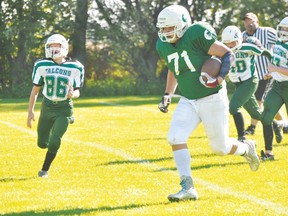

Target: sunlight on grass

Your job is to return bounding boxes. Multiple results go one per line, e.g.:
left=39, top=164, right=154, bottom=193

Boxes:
left=0, top=96, right=288, bottom=215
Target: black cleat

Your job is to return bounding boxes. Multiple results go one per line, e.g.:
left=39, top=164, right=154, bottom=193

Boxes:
left=273, top=121, right=283, bottom=143
left=283, top=126, right=288, bottom=134
left=260, top=150, right=275, bottom=161
left=238, top=136, right=246, bottom=142
left=244, top=125, right=255, bottom=135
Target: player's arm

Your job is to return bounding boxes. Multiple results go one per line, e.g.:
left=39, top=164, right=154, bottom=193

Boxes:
left=268, top=63, right=288, bottom=75
left=261, top=48, right=272, bottom=60
left=208, top=40, right=234, bottom=84
left=158, top=70, right=178, bottom=113
left=27, top=85, right=41, bottom=128
left=164, top=70, right=178, bottom=94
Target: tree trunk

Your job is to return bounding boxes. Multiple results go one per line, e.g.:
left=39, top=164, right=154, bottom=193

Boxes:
left=71, top=0, right=89, bottom=65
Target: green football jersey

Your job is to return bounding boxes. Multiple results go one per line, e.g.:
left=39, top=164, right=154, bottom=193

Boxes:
left=156, top=22, right=222, bottom=99
left=32, top=58, right=84, bottom=101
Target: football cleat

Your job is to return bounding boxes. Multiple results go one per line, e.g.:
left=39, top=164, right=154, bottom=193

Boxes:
left=273, top=121, right=283, bottom=143
left=260, top=150, right=275, bottom=161
left=238, top=136, right=246, bottom=142
left=38, top=170, right=48, bottom=178
left=244, top=125, right=255, bottom=135
left=168, top=176, right=198, bottom=202
left=243, top=140, right=260, bottom=171
left=68, top=117, right=74, bottom=124
left=283, top=126, right=288, bottom=134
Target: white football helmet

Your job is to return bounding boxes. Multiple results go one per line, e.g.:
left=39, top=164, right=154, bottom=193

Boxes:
left=221, top=26, right=243, bottom=51
left=45, top=34, right=69, bottom=59
left=156, top=5, right=191, bottom=43
left=277, top=17, right=288, bottom=42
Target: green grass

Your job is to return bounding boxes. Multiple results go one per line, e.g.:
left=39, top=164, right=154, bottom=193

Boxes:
left=0, top=96, right=288, bottom=216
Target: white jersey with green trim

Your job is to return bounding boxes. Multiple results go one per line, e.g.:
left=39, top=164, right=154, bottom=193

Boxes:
left=228, top=43, right=263, bottom=83
left=271, top=40, right=288, bottom=82
left=32, top=58, right=84, bottom=101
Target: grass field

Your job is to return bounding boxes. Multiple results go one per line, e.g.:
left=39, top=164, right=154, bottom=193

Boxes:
left=0, top=96, right=288, bottom=216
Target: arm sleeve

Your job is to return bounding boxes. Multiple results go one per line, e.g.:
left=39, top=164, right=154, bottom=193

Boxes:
left=219, top=51, right=235, bottom=79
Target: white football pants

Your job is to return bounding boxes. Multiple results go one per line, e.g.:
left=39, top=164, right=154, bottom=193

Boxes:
left=167, top=86, right=234, bottom=155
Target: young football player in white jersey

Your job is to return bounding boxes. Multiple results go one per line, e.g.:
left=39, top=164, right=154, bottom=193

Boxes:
left=221, top=26, right=272, bottom=141
left=27, top=34, right=84, bottom=177
left=261, top=17, right=288, bottom=160
left=242, top=12, right=287, bottom=140
left=156, top=5, right=260, bottom=202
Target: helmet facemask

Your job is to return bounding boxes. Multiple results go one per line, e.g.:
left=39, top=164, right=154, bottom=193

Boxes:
left=156, top=5, right=191, bottom=43
left=157, top=26, right=183, bottom=43
left=45, top=34, right=69, bottom=59
left=45, top=45, right=64, bottom=59
left=277, top=17, right=288, bottom=42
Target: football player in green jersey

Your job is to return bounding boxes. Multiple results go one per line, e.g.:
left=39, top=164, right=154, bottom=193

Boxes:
left=156, top=5, right=260, bottom=202
left=27, top=34, right=84, bottom=178
left=261, top=17, right=288, bottom=160
left=221, top=26, right=272, bottom=142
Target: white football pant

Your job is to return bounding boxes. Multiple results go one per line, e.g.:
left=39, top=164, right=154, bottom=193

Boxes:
left=167, top=85, right=234, bottom=155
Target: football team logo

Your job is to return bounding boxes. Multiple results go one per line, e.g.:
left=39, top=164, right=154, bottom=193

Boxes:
left=204, top=30, right=213, bottom=40
left=182, top=14, right=187, bottom=23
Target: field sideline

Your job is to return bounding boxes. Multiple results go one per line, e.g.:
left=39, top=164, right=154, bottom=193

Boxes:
left=0, top=96, right=288, bottom=216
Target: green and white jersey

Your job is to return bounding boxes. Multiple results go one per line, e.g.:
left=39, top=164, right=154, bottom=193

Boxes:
left=156, top=22, right=221, bottom=99
left=229, top=43, right=263, bottom=83
left=271, top=40, right=288, bottom=82
left=32, top=58, right=84, bottom=101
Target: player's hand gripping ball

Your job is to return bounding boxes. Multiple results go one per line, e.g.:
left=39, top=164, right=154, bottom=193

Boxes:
left=199, top=57, right=221, bottom=88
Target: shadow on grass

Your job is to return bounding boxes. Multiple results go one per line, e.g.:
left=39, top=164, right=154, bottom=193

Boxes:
left=154, top=161, right=248, bottom=172
left=274, top=142, right=288, bottom=147
left=130, top=136, right=208, bottom=141
left=0, top=177, right=36, bottom=182
left=3, top=202, right=170, bottom=216
left=98, top=157, right=173, bottom=166
left=0, top=96, right=165, bottom=112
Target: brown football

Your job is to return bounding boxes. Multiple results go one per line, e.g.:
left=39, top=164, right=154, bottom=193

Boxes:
left=201, top=57, right=222, bottom=79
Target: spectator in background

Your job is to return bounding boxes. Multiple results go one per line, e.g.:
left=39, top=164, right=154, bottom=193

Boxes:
left=242, top=12, right=287, bottom=143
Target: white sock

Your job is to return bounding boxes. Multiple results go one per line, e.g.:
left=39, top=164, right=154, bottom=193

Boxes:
left=233, top=142, right=247, bottom=156
left=173, top=148, right=191, bottom=177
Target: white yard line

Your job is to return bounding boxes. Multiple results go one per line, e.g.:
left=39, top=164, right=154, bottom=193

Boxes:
left=1, top=120, right=288, bottom=215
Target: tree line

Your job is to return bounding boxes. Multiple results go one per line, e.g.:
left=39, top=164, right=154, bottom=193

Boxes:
left=0, top=0, right=287, bottom=98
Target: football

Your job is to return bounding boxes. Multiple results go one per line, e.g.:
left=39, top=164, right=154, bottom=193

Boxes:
left=201, top=57, right=222, bottom=80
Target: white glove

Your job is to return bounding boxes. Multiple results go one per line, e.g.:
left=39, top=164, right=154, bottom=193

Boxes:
left=199, top=72, right=219, bottom=88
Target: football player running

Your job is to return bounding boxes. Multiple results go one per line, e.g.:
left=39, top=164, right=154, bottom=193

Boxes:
left=221, top=26, right=272, bottom=142
left=27, top=34, right=84, bottom=178
left=261, top=17, right=288, bottom=160
left=156, top=5, right=260, bottom=202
